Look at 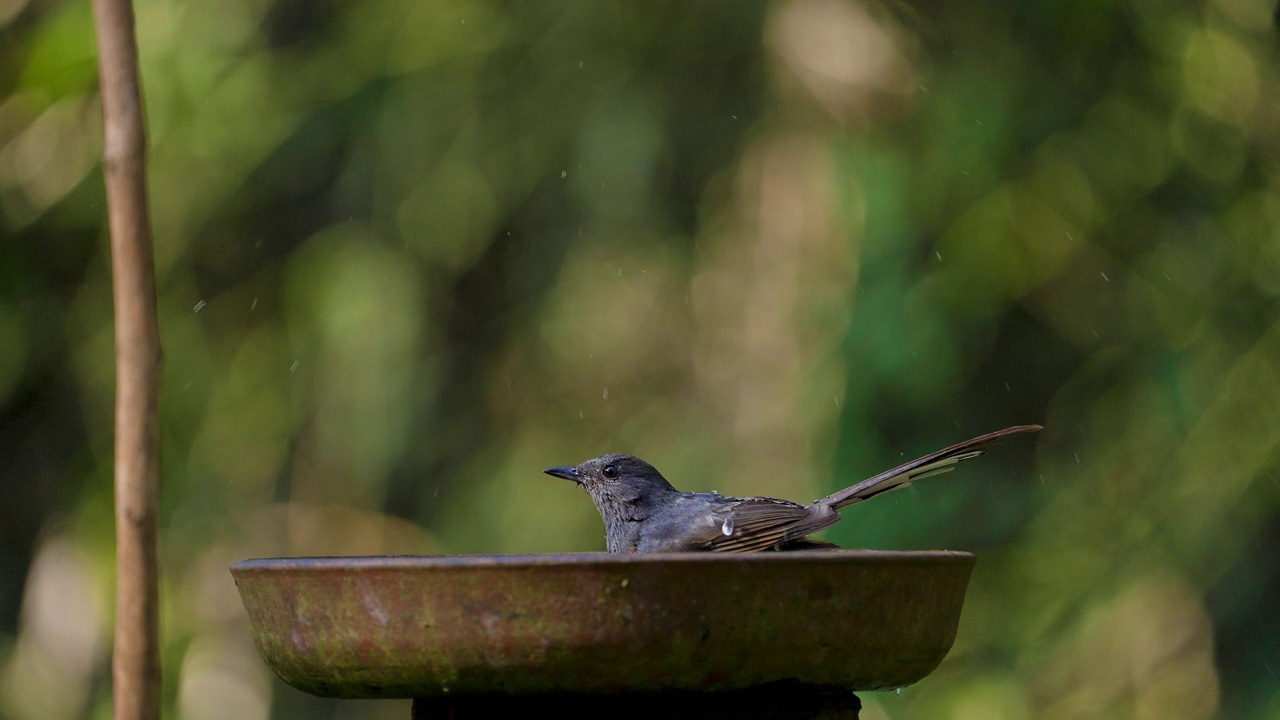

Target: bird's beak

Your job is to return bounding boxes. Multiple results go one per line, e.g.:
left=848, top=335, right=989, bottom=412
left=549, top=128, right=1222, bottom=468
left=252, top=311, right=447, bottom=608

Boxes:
left=544, top=466, right=583, bottom=485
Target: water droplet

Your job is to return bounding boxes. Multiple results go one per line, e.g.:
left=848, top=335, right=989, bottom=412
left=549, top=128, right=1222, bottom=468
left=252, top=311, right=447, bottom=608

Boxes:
left=193, top=300, right=206, bottom=312
left=560, top=170, right=567, bottom=178
left=602, top=388, right=609, bottom=400
left=721, top=518, right=734, bottom=536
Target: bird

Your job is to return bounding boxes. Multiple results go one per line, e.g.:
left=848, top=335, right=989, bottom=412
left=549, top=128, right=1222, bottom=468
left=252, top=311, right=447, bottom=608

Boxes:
left=544, top=425, right=1041, bottom=553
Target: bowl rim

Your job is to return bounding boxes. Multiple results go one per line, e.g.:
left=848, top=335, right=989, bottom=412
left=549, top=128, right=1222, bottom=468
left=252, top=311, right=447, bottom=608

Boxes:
left=229, top=549, right=975, bottom=574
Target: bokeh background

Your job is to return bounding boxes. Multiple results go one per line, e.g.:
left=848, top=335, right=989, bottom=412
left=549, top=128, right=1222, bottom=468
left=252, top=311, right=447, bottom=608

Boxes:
left=2, top=0, right=1279, bottom=718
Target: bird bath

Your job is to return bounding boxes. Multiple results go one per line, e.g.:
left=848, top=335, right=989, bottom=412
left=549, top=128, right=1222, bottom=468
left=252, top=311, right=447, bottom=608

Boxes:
left=231, top=550, right=975, bottom=718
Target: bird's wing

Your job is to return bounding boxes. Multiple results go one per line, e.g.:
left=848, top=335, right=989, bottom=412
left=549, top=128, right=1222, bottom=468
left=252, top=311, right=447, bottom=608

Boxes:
left=702, top=497, right=840, bottom=553
left=816, top=424, right=1042, bottom=510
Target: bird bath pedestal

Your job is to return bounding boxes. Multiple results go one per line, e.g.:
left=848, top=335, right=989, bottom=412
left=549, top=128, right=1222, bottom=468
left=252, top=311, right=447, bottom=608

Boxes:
left=230, top=551, right=975, bottom=719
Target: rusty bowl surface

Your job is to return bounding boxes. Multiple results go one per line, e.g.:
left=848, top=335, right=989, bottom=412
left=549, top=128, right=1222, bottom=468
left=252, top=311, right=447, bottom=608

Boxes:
left=230, top=550, right=974, bottom=699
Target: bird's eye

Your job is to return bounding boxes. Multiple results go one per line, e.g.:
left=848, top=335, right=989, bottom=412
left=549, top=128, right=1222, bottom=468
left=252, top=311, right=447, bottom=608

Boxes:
left=602, top=464, right=619, bottom=479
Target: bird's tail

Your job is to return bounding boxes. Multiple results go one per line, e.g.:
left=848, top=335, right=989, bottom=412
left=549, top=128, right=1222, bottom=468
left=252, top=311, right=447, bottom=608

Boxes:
left=817, top=425, right=1041, bottom=510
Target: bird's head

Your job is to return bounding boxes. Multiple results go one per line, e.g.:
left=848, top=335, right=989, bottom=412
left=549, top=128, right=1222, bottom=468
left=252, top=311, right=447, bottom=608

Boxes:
left=544, top=453, right=678, bottom=505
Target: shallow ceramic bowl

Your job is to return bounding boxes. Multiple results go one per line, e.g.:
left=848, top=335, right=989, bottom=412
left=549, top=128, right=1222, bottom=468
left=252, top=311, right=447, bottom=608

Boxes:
left=230, top=550, right=974, bottom=699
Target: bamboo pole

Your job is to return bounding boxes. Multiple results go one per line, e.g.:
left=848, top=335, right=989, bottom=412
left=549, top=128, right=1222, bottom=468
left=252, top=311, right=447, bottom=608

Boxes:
left=91, top=0, right=163, bottom=718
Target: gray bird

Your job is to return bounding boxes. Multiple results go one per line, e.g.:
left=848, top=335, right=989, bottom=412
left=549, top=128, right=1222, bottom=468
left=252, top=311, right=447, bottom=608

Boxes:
left=545, top=424, right=1041, bottom=553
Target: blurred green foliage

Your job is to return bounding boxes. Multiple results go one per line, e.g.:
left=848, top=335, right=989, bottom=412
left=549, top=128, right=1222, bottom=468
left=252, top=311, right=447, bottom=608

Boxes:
left=2, top=0, right=1279, bottom=718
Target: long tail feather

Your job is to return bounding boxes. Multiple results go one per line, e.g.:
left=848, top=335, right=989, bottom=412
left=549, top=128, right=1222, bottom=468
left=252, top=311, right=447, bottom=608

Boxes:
left=817, top=425, right=1041, bottom=510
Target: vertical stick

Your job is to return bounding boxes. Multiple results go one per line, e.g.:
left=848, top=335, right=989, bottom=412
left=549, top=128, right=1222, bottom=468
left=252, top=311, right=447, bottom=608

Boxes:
left=91, top=1, right=162, bottom=718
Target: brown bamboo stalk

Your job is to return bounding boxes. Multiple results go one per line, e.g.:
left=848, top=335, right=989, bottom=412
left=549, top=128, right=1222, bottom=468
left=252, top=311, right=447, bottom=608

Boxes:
left=91, top=0, right=163, bottom=718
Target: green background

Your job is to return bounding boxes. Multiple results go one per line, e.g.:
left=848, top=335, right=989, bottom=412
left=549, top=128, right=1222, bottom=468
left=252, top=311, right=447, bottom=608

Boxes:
left=2, top=1, right=1278, bottom=718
